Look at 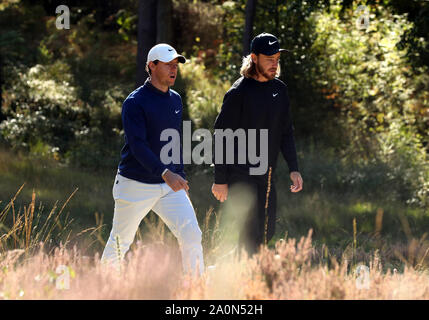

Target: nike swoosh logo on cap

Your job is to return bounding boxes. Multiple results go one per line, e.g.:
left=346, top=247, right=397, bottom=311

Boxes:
left=175, top=109, right=180, bottom=114
left=273, top=93, right=278, bottom=97
left=168, top=49, right=173, bottom=51
left=268, top=41, right=277, bottom=45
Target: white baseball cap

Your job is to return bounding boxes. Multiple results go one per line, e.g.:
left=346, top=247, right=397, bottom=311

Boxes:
left=147, top=43, right=186, bottom=64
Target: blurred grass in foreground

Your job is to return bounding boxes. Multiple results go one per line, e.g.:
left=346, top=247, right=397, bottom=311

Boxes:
left=0, top=231, right=428, bottom=300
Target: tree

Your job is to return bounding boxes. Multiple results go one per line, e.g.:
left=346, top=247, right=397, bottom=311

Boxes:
left=0, top=30, right=25, bottom=122
left=243, top=0, right=257, bottom=56
left=0, top=53, right=3, bottom=122
left=136, top=0, right=157, bottom=87
left=156, top=0, right=172, bottom=44
left=136, top=0, right=173, bottom=87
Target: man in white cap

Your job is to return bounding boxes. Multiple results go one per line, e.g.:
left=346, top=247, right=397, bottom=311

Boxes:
left=101, top=44, right=205, bottom=277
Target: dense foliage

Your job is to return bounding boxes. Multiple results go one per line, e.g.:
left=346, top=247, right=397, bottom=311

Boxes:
left=0, top=0, right=427, bottom=207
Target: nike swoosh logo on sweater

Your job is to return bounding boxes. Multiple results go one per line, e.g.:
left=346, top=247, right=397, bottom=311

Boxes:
left=175, top=109, right=180, bottom=114
left=273, top=93, right=278, bottom=97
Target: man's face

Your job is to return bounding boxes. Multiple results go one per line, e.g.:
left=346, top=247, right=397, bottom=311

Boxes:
left=253, top=52, right=280, bottom=81
left=150, top=58, right=179, bottom=87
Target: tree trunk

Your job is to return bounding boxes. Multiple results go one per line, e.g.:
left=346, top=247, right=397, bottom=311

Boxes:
left=156, top=0, right=172, bottom=44
left=243, top=0, right=257, bottom=56
left=274, top=0, right=280, bottom=33
left=136, top=0, right=157, bottom=88
left=0, top=53, right=4, bottom=122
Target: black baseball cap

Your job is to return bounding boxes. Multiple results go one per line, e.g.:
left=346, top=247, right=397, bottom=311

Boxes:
left=250, top=33, right=288, bottom=56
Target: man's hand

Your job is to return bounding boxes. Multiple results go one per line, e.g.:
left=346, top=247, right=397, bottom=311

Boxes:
left=290, top=171, right=303, bottom=193
left=162, top=170, right=189, bottom=192
left=212, top=183, right=228, bottom=202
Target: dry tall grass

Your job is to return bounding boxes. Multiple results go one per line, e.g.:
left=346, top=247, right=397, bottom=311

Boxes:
left=1, top=186, right=428, bottom=300
left=1, top=230, right=429, bottom=300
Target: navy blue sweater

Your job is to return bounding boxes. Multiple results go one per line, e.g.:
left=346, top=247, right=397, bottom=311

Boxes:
left=118, top=79, right=185, bottom=184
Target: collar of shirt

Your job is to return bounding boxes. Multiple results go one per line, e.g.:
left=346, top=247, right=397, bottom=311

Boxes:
left=144, top=78, right=171, bottom=97
left=245, top=76, right=276, bottom=86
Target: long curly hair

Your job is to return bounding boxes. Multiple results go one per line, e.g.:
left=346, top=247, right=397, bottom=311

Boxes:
left=240, top=54, right=281, bottom=78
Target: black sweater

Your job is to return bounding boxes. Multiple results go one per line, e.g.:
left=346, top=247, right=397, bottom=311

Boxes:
left=213, top=76, right=299, bottom=184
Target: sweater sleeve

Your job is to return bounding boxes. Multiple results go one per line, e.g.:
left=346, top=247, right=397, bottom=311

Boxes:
left=122, top=98, right=167, bottom=177
left=280, top=87, right=299, bottom=173
left=213, top=88, right=242, bottom=184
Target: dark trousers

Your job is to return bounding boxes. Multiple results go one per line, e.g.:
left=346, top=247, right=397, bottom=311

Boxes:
left=228, top=173, right=277, bottom=256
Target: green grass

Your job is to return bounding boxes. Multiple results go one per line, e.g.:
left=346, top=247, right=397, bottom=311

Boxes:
left=0, top=148, right=115, bottom=228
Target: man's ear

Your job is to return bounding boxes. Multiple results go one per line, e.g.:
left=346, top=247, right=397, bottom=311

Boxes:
left=251, top=53, right=257, bottom=64
left=149, top=61, right=157, bottom=73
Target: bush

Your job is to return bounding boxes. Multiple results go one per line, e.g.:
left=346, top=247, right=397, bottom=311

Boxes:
left=0, top=61, right=84, bottom=158
left=172, top=0, right=224, bottom=61
left=66, top=86, right=124, bottom=170
left=179, top=57, right=231, bottom=129
left=1, top=61, right=124, bottom=169
left=376, top=118, right=429, bottom=207
left=310, top=0, right=429, bottom=208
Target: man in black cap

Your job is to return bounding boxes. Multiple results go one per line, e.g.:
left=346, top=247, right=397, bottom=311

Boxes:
left=211, top=33, right=303, bottom=256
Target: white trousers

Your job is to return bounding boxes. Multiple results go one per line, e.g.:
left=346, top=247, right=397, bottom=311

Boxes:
left=101, top=173, right=204, bottom=276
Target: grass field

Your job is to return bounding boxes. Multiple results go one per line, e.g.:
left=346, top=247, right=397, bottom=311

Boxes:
left=0, top=144, right=428, bottom=299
